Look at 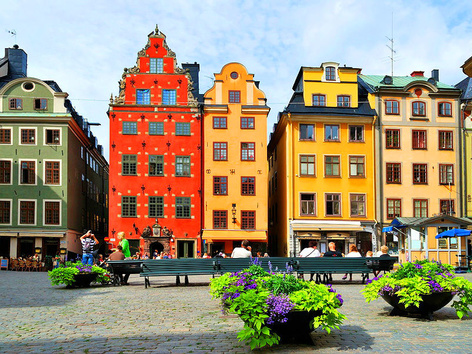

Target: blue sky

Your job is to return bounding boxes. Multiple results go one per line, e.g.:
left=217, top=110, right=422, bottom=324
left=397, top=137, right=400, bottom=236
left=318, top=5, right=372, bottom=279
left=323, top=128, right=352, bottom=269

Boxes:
left=2, top=0, right=472, bottom=159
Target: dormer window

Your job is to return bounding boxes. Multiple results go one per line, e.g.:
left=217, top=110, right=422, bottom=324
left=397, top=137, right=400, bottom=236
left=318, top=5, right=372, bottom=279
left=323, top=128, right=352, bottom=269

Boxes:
left=9, top=98, right=22, bottom=110
left=326, top=66, right=336, bottom=81
left=34, top=98, right=47, bottom=110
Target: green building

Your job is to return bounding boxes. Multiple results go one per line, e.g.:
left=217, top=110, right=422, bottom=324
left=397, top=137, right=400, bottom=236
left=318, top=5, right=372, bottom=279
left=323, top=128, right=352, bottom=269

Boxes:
left=0, top=45, right=108, bottom=261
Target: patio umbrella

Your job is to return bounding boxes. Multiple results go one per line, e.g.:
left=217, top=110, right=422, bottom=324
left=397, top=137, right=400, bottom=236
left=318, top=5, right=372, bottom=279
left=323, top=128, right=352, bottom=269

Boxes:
left=435, top=228, right=471, bottom=272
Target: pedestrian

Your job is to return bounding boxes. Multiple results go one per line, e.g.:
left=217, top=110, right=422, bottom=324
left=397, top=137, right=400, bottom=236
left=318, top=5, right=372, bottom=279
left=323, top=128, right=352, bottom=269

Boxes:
left=231, top=240, right=252, bottom=258
left=116, top=232, right=131, bottom=259
left=80, top=230, right=99, bottom=265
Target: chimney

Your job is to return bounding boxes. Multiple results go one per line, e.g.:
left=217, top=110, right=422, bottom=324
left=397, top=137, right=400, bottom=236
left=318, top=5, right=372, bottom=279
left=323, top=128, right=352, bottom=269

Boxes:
left=431, top=69, right=439, bottom=82
left=5, top=45, right=27, bottom=79
left=411, top=71, right=424, bottom=77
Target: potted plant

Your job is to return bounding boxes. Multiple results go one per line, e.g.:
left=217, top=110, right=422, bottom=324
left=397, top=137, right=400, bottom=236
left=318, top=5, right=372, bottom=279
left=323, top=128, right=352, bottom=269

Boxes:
left=362, top=259, right=472, bottom=320
left=210, top=261, right=345, bottom=349
left=48, top=261, right=110, bottom=288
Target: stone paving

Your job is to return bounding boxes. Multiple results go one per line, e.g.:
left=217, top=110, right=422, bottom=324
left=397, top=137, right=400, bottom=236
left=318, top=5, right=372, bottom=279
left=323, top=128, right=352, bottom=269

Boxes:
left=0, top=270, right=471, bottom=353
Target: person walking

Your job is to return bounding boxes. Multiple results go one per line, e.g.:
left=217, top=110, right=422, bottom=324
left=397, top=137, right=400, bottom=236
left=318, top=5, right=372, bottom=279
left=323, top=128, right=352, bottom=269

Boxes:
left=80, top=230, right=99, bottom=265
left=116, top=232, right=131, bottom=259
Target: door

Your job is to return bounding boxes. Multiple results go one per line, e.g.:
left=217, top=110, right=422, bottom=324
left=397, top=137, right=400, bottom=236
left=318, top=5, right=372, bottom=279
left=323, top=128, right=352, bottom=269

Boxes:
left=177, top=240, right=195, bottom=258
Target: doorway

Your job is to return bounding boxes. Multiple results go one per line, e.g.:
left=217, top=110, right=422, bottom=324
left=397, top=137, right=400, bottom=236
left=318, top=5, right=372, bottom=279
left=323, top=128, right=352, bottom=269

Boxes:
left=0, top=237, right=10, bottom=257
left=44, top=238, right=60, bottom=257
left=177, top=240, right=195, bottom=258
left=149, top=241, right=164, bottom=258
left=18, top=237, right=34, bottom=258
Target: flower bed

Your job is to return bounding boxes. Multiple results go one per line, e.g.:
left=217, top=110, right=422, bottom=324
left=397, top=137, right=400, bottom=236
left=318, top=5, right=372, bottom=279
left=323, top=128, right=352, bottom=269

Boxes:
left=48, top=261, right=110, bottom=287
left=210, top=260, right=345, bottom=349
left=362, top=259, right=472, bottom=319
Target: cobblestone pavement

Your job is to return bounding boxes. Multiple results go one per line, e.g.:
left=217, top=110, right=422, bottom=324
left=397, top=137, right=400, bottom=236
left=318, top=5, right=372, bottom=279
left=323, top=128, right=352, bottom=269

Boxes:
left=1, top=271, right=471, bottom=353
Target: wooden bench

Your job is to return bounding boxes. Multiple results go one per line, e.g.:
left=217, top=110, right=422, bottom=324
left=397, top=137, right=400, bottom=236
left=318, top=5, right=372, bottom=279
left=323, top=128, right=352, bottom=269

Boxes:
left=141, top=259, right=218, bottom=288
left=107, top=260, right=143, bottom=286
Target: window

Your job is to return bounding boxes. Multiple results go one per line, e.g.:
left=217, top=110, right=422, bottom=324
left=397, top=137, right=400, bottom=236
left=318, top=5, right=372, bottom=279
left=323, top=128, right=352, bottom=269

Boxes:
left=21, top=129, right=35, bottom=144
left=241, top=211, right=255, bottom=229
left=149, top=196, right=164, bottom=218
left=0, top=200, right=10, bottom=224
left=385, top=100, right=399, bottom=115
left=439, top=164, right=454, bottom=185
left=123, top=122, right=138, bottom=135
left=337, top=95, right=350, bottom=107
left=325, top=156, right=340, bottom=177
left=300, top=155, right=315, bottom=176
left=9, top=98, right=22, bottom=110
left=229, top=90, right=240, bottom=103
left=325, top=125, right=339, bottom=141
left=149, top=155, right=164, bottom=176
left=413, top=163, right=428, bottom=184
left=438, top=102, right=452, bottom=117
left=312, top=94, right=326, bottom=106
left=20, top=161, right=35, bottom=184
left=136, top=89, right=150, bottom=104
left=213, top=210, right=227, bottom=229
left=20, top=201, right=35, bottom=224
left=300, top=124, right=314, bottom=140
left=350, top=194, right=366, bottom=217
left=413, top=199, right=428, bottom=218
left=387, top=199, right=401, bottom=219
left=121, top=196, right=137, bottom=217
left=34, top=98, right=47, bottom=110
left=45, top=201, right=60, bottom=225
left=162, top=89, right=176, bottom=105
left=150, top=58, right=163, bottom=73
left=122, top=155, right=137, bottom=175
left=325, top=66, right=336, bottom=81
left=300, top=193, right=315, bottom=215
left=385, top=129, right=400, bottom=149
left=213, top=117, right=227, bottom=129
left=241, top=142, right=255, bottom=161
left=439, top=131, right=453, bottom=150
left=45, top=129, right=60, bottom=144
left=213, top=176, right=228, bottom=195
left=349, top=126, right=363, bottom=142
left=45, top=161, right=60, bottom=184
left=241, top=117, right=255, bottom=129
left=175, top=122, right=190, bottom=136
left=0, top=161, right=11, bottom=184
left=440, top=199, right=455, bottom=215
left=149, top=122, right=164, bottom=135
left=412, top=130, right=427, bottom=149
left=176, top=197, right=191, bottom=218
left=0, top=129, right=11, bottom=144
left=412, top=101, right=426, bottom=116
left=349, top=156, right=365, bottom=177
left=326, top=194, right=341, bottom=216
left=213, top=142, right=227, bottom=161
left=241, top=177, right=255, bottom=195
left=386, top=163, right=401, bottom=184
left=175, top=156, right=190, bottom=176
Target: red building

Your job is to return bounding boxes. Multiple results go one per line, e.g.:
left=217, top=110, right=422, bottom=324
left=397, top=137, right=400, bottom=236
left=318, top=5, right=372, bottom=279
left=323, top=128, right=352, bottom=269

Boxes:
left=109, top=26, right=202, bottom=258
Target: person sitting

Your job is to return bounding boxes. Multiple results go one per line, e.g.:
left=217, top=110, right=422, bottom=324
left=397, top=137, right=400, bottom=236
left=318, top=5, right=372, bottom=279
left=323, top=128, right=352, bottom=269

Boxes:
left=299, top=241, right=321, bottom=281
left=108, top=245, right=130, bottom=285
left=373, top=245, right=391, bottom=277
left=231, top=240, right=252, bottom=258
left=322, top=242, right=343, bottom=282
left=342, top=244, right=362, bottom=281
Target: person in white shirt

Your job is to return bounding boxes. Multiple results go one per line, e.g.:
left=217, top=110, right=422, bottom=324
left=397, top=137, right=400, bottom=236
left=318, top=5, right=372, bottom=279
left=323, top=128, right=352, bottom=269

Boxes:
left=299, top=241, right=321, bottom=281
left=343, top=244, right=362, bottom=281
left=231, top=240, right=252, bottom=258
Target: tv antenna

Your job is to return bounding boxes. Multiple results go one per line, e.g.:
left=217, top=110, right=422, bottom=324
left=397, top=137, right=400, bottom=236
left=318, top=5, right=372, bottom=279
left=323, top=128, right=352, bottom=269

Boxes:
left=6, top=29, right=17, bottom=43
left=385, top=14, right=396, bottom=77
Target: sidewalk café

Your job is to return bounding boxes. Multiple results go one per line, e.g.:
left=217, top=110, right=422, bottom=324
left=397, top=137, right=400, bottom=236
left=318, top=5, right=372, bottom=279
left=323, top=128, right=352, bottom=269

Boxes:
left=383, top=215, right=472, bottom=268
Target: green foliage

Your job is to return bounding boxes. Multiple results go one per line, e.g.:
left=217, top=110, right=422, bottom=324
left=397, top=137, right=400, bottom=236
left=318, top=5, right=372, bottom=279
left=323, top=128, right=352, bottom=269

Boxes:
left=362, top=259, right=472, bottom=318
left=48, top=262, right=110, bottom=286
left=210, top=265, right=345, bottom=349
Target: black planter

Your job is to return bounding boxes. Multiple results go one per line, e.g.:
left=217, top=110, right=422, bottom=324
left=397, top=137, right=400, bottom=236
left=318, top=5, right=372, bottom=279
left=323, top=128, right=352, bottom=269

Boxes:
left=67, top=273, right=98, bottom=288
left=381, top=292, right=454, bottom=320
left=268, top=310, right=322, bottom=344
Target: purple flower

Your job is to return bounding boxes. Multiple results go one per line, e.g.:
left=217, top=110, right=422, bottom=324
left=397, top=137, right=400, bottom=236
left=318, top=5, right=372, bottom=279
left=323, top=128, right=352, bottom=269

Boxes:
left=265, top=294, right=294, bottom=325
left=336, top=293, right=344, bottom=305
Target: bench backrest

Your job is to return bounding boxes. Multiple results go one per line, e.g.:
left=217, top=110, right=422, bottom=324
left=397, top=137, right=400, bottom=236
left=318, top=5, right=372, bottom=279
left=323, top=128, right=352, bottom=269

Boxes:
left=141, top=258, right=217, bottom=275
left=107, top=260, right=143, bottom=274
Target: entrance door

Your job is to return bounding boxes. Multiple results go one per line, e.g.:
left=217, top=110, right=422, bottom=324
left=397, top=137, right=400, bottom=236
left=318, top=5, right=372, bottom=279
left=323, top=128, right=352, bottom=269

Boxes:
left=177, top=240, right=194, bottom=258
left=44, top=238, right=60, bottom=257
left=0, top=237, right=10, bottom=257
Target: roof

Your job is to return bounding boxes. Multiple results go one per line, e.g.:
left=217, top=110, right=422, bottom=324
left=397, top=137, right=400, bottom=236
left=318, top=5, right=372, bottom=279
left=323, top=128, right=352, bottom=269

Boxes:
left=359, top=74, right=458, bottom=92
left=455, top=77, right=472, bottom=100
left=392, top=215, right=472, bottom=227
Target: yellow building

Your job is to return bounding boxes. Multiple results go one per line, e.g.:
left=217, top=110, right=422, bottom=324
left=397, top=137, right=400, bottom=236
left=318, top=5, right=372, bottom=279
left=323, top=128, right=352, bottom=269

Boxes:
left=202, top=63, right=270, bottom=256
left=268, top=63, right=377, bottom=257
left=360, top=71, right=462, bottom=260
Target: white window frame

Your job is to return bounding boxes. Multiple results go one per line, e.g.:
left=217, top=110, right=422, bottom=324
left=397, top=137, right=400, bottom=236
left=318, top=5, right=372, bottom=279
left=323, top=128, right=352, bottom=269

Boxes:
left=0, top=158, right=13, bottom=185
left=43, top=159, right=62, bottom=186
left=18, top=159, right=37, bottom=186
left=43, top=127, right=62, bottom=146
left=18, top=199, right=37, bottom=226
left=43, top=199, right=62, bottom=226
left=0, top=198, right=12, bottom=225
left=0, top=127, right=13, bottom=145
left=18, top=127, right=38, bottom=146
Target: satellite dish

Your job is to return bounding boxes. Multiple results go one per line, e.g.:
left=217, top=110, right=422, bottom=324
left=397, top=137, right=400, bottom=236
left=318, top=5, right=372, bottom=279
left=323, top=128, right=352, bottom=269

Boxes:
left=383, top=75, right=393, bottom=85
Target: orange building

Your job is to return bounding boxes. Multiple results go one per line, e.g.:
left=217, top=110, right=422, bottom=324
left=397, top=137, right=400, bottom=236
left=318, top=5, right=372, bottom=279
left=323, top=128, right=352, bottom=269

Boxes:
left=108, top=26, right=202, bottom=258
left=202, top=63, right=269, bottom=256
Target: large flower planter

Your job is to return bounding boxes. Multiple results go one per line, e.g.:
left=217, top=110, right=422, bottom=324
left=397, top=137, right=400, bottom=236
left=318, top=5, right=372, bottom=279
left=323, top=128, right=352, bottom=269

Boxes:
left=381, top=292, right=454, bottom=320
left=268, top=310, right=323, bottom=344
left=67, top=273, right=98, bottom=288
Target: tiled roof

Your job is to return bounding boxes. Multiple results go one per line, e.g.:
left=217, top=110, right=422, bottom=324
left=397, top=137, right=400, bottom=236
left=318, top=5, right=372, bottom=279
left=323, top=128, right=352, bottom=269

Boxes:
left=455, top=77, right=472, bottom=100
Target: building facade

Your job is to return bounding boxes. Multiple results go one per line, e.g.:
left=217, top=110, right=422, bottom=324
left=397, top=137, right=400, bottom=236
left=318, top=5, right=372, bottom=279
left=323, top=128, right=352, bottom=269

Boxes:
left=0, top=45, right=108, bottom=260
left=268, top=63, right=377, bottom=257
left=360, top=71, right=462, bottom=259
left=202, top=63, right=270, bottom=256
left=108, top=26, right=202, bottom=258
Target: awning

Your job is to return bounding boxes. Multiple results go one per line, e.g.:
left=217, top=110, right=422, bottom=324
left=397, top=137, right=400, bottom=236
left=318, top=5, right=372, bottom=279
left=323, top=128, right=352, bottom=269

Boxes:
left=382, top=225, right=406, bottom=233
left=291, top=220, right=365, bottom=232
left=202, top=229, right=267, bottom=242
